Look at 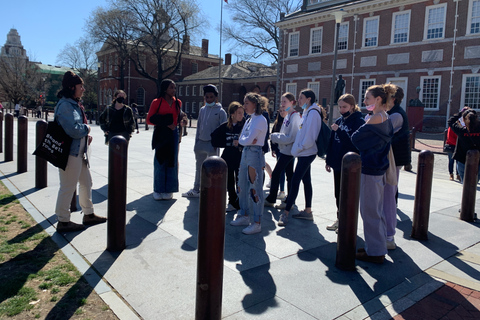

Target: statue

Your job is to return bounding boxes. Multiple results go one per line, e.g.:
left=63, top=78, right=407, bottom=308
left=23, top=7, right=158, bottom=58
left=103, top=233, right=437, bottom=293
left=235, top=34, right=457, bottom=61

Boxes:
left=334, top=75, right=345, bottom=104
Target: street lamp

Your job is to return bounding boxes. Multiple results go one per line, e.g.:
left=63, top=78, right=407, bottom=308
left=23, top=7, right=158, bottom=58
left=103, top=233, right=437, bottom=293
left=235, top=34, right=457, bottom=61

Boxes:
left=328, top=9, right=347, bottom=126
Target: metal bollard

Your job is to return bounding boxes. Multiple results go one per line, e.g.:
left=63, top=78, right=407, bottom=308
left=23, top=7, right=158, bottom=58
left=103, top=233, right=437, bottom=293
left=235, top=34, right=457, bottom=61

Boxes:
left=411, top=150, right=434, bottom=240
left=335, top=152, right=362, bottom=271
left=410, top=127, right=416, bottom=150
left=460, top=149, right=479, bottom=222
left=0, top=112, right=3, bottom=153
left=35, top=120, right=48, bottom=188
left=17, top=116, right=28, bottom=173
left=195, top=156, right=227, bottom=320
left=107, top=135, right=128, bottom=251
left=5, top=113, right=13, bottom=162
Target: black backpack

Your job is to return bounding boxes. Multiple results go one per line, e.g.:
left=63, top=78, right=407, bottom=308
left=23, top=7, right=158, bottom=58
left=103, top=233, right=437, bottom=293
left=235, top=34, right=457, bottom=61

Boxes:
left=309, top=108, right=331, bottom=158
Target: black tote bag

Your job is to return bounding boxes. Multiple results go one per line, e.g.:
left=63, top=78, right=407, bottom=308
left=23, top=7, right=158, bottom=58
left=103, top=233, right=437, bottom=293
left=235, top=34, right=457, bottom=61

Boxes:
left=33, top=118, right=72, bottom=170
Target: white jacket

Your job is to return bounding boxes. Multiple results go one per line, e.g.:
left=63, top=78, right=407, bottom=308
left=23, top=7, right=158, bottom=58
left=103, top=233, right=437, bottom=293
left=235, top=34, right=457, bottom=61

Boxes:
left=291, top=104, right=322, bottom=157
left=270, top=111, right=301, bottom=156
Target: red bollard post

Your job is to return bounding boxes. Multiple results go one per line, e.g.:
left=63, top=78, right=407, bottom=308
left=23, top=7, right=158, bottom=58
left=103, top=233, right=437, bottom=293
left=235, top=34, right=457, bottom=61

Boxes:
left=35, top=120, right=48, bottom=188
left=411, top=150, right=434, bottom=240
left=460, top=149, right=479, bottom=222
left=336, top=152, right=362, bottom=271
left=107, top=135, right=128, bottom=252
left=195, top=156, right=227, bottom=320
left=17, top=116, right=28, bottom=173
left=0, top=111, right=3, bottom=153
left=5, top=113, right=13, bottom=162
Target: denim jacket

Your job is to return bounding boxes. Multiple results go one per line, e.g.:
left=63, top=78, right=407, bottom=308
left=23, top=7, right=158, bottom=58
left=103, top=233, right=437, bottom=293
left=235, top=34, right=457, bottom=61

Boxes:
left=54, top=97, right=89, bottom=157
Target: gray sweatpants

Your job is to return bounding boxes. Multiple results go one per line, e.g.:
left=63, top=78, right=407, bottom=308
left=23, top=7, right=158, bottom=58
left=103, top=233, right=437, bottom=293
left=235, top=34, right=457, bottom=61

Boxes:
left=193, top=140, right=218, bottom=191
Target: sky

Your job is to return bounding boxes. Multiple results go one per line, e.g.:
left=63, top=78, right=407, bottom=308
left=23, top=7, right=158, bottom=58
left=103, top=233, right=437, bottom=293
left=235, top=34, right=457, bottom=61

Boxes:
left=0, top=0, right=266, bottom=66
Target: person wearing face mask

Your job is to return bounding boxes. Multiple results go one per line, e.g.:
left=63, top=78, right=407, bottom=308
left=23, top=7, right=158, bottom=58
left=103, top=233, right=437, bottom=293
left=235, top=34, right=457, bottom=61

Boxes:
left=99, top=90, right=136, bottom=144
left=325, top=94, right=365, bottom=232
left=182, top=84, right=227, bottom=198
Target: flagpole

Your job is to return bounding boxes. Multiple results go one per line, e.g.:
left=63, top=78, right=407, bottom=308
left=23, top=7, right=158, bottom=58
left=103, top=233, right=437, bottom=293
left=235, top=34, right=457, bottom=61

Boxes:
left=218, top=0, right=224, bottom=101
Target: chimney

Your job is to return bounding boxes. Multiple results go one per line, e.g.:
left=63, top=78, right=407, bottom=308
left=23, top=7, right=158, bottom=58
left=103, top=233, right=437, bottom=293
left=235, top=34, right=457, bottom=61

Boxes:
left=182, top=35, right=190, bottom=54
left=225, top=53, right=232, bottom=65
left=201, top=39, right=209, bottom=57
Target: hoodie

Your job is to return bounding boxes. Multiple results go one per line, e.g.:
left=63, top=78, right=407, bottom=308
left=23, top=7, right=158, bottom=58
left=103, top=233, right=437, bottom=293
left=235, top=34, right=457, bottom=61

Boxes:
left=352, top=119, right=393, bottom=175
left=291, top=104, right=322, bottom=157
left=270, top=111, right=301, bottom=156
left=196, top=103, right=227, bottom=142
left=326, top=111, right=365, bottom=171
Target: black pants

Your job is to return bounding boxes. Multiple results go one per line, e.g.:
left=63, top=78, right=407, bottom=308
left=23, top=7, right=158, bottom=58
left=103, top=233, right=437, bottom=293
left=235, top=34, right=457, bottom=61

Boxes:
left=285, top=154, right=316, bottom=211
left=265, top=152, right=294, bottom=203
left=333, top=169, right=341, bottom=217
left=227, top=165, right=240, bottom=209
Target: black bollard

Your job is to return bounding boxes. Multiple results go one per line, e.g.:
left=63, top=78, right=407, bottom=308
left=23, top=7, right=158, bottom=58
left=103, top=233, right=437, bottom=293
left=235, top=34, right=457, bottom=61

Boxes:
left=460, top=149, right=479, bottom=222
left=410, top=127, right=416, bottom=150
left=411, top=150, right=434, bottom=240
left=336, top=152, right=362, bottom=271
left=195, top=156, right=227, bottom=320
left=35, top=120, right=48, bottom=188
left=5, top=113, right=13, bottom=162
left=17, top=116, right=28, bottom=173
left=107, top=135, right=128, bottom=252
left=0, top=112, right=3, bottom=153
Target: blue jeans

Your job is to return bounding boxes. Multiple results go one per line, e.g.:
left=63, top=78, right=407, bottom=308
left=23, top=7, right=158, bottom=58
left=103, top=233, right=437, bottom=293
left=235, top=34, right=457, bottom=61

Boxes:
left=447, top=152, right=456, bottom=175
left=154, top=129, right=179, bottom=193
left=237, top=146, right=265, bottom=223
left=456, top=161, right=480, bottom=184
left=285, top=154, right=316, bottom=212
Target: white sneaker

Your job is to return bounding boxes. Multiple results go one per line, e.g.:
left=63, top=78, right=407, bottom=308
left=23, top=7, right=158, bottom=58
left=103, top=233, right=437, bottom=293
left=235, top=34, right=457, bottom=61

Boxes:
left=326, top=219, right=339, bottom=231
left=275, top=202, right=286, bottom=209
left=277, top=191, right=286, bottom=200
left=266, top=179, right=271, bottom=188
left=242, top=223, right=261, bottom=235
left=387, top=240, right=396, bottom=250
left=163, top=193, right=173, bottom=200
left=153, top=192, right=163, bottom=201
left=226, top=204, right=237, bottom=212
left=230, top=215, right=250, bottom=226
left=182, top=189, right=200, bottom=198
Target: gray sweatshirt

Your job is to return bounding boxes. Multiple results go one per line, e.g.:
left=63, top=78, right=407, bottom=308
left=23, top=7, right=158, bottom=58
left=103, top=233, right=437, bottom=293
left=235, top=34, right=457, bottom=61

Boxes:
left=195, top=103, right=227, bottom=142
left=270, top=111, right=301, bottom=156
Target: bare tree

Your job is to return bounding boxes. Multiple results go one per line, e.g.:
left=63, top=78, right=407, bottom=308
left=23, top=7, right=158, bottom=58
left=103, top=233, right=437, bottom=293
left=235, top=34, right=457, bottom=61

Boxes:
left=86, top=6, right=136, bottom=90
left=223, top=0, right=301, bottom=63
left=116, top=0, right=205, bottom=96
left=56, top=37, right=100, bottom=109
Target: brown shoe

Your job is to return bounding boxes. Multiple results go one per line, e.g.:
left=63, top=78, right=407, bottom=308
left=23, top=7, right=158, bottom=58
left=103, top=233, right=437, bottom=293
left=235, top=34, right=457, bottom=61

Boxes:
left=57, top=221, right=86, bottom=232
left=83, top=213, right=107, bottom=225
left=355, top=251, right=385, bottom=264
left=450, top=174, right=454, bottom=181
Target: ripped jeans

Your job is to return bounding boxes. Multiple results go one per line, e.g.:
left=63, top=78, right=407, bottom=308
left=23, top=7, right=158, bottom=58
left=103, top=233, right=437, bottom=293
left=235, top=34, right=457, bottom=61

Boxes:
left=237, top=146, right=265, bottom=223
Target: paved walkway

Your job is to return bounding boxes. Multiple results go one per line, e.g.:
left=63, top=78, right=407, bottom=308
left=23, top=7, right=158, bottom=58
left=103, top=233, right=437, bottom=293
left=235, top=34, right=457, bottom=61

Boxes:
left=0, top=118, right=479, bottom=319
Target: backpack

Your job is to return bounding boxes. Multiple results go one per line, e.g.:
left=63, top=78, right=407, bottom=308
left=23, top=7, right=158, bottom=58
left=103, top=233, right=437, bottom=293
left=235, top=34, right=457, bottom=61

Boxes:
left=309, top=108, right=331, bottom=158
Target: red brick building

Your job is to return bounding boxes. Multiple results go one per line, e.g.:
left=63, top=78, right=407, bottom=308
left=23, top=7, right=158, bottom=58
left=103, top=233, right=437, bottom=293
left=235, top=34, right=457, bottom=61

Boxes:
left=277, top=0, right=480, bottom=130
left=178, top=54, right=277, bottom=118
left=96, top=39, right=220, bottom=115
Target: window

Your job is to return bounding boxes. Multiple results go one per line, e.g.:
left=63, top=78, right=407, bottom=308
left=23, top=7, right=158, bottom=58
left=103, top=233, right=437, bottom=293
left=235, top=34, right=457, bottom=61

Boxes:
left=337, top=22, right=348, bottom=50
left=308, top=82, right=320, bottom=103
left=178, top=86, right=183, bottom=96
left=185, top=102, right=190, bottom=113
left=359, top=79, right=375, bottom=107
left=186, top=86, right=190, bottom=96
left=363, top=17, right=379, bottom=47
left=107, top=89, right=113, bottom=104
left=310, top=28, right=322, bottom=54
left=424, top=4, right=446, bottom=40
left=468, top=0, right=480, bottom=35
left=176, top=61, right=182, bottom=75
left=103, top=90, right=107, bottom=106
left=288, top=32, right=299, bottom=57
left=391, top=11, right=411, bottom=44
left=192, top=85, right=197, bottom=96
left=191, top=63, right=198, bottom=74
left=103, top=59, right=107, bottom=73
left=115, top=54, right=118, bottom=70
left=136, top=88, right=145, bottom=106
left=286, top=83, right=297, bottom=98
left=99, top=89, right=102, bottom=106
left=192, top=102, right=197, bottom=114
left=109, top=58, right=112, bottom=76
left=463, top=74, right=480, bottom=109
left=421, top=76, right=441, bottom=110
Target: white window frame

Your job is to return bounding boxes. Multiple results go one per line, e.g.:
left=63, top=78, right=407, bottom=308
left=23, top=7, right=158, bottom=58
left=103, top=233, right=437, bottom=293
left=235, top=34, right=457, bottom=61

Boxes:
left=136, top=87, right=145, bottom=106
left=185, top=102, right=190, bottom=113
left=420, top=76, right=441, bottom=111
left=288, top=32, right=300, bottom=57
left=461, top=74, right=480, bottom=110
left=359, top=79, right=376, bottom=108
left=424, top=3, right=447, bottom=40
left=337, top=22, right=349, bottom=51
left=176, top=61, right=182, bottom=75
left=192, top=85, right=197, bottom=96
left=178, top=86, right=183, bottom=96
left=109, top=58, right=112, bottom=76
left=309, top=27, right=322, bottom=55
left=185, top=86, right=190, bottom=96
left=191, top=63, right=198, bottom=74
left=107, top=89, right=113, bottom=104
left=192, top=102, right=197, bottom=114
left=308, top=82, right=320, bottom=103
left=467, top=0, right=480, bottom=35
left=391, top=10, right=411, bottom=44
left=363, top=16, right=379, bottom=48
left=286, top=83, right=297, bottom=98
